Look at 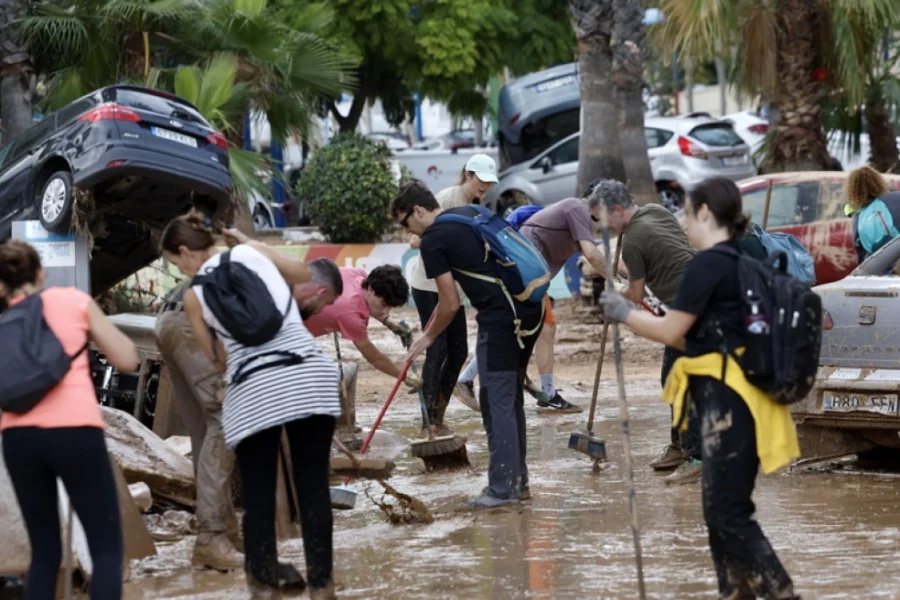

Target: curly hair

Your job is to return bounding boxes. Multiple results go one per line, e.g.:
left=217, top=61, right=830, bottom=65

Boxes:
left=362, top=265, right=409, bottom=307
left=846, top=166, right=890, bottom=212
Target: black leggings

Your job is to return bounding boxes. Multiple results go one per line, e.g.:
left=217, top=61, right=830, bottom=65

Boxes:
left=235, top=415, right=335, bottom=591
left=412, top=288, right=468, bottom=426
left=2, top=426, right=123, bottom=600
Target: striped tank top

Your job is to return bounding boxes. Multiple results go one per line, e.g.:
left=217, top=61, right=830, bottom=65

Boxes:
left=192, top=244, right=340, bottom=448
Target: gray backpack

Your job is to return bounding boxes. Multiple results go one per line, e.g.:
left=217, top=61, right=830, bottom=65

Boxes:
left=0, top=294, right=87, bottom=414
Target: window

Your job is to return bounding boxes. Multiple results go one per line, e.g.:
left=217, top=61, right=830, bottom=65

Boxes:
left=55, top=98, right=97, bottom=126
left=816, top=181, right=851, bottom=222
left=114, top=89, right=211, bottom=127
left=741, top=182, right=819, bottom=227
left=644, top=128, right=674, bottom=149
left=0, top=143, right=12, bottom=170
left=547, top=136, right=579, bottom=165
left=7, top=118, right=56, bottom=162
left=689, top=124, right=744, bottom=147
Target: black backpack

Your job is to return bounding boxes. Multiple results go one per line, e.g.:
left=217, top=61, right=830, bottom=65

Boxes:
left=712, top=245, right=822, bottom=404
left=0, top=295, right=87, bottom=414
left=192, top=250, right=292, bottom=347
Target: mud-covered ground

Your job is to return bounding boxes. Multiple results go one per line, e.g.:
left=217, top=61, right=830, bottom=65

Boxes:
left=122, top=305, right=900, bottom=599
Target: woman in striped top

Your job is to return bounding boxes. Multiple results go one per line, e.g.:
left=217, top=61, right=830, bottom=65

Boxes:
left=160, top=214, right=342, bottom=600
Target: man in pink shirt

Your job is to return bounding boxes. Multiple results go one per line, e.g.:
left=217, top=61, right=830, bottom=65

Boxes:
left=298, top=265, right=419, bottom=443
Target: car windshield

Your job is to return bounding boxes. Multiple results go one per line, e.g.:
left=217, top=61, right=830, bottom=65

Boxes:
left=115, top=90, right=210, bottom=127
left=689, top=124, right=745, bottom=147
left=0, top=143, right=11, bottom=168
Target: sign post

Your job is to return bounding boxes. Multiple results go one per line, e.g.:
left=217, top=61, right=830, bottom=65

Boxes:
left=11, top=221, right=91, bottom=293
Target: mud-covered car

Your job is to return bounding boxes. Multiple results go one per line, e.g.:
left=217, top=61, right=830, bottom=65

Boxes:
left=0, top=85, right=232, bottom=293
left=793, top=235, right=900, bottom=458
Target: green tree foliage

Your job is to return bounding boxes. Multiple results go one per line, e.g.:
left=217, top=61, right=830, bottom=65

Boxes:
left=297, top=133, right=396, bottom=243
left=281, top=0, right=574, bottom=131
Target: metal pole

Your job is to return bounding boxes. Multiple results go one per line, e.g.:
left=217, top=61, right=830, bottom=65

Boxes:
left=761, top=178, right=774, bottom=229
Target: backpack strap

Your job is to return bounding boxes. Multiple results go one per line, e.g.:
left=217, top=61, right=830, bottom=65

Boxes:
left=232, top=351, right=305, bottom=385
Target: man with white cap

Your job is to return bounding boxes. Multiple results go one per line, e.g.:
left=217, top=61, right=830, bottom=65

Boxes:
left=407, top=153, right=499, bottom=425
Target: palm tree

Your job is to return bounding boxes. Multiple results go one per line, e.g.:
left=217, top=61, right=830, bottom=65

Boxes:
left=612, top=0, right=656, bottom=205
left=658, top=0, right=899, bottom=172
left=0, top=0, right=36, bottom=142
left=569, top=0, right=626, bottom=198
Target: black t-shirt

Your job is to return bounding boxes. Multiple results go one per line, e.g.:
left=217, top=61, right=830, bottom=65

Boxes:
left=671, top=240, right=745, bottom=356
left=420, top=205, right=542, bottom=330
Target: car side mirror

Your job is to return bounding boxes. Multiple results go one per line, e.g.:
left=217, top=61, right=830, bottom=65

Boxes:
left=540, top=156, right=552, bottom=173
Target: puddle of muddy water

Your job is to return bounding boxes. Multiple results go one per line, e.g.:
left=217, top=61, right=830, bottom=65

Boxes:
left=121, top=308, right=900, bottom=599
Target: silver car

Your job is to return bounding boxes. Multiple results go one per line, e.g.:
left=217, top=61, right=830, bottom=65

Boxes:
left=792, top=236, right=900, bottom=459
left=483, top=115, right=756, bottom=214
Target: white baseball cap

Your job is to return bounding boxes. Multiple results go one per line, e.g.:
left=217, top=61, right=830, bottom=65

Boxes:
left=464, top=153, right=499, bottom=184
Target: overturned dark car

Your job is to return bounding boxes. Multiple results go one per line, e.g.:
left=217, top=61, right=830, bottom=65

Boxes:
left=0, top=85, right=232, bottom=292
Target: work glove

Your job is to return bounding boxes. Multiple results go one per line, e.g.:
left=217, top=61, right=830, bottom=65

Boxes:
left=405, top=372, right=423, bottom=392
left=384, top=318, right=414, bottom=349
left=599, top=291, right=635, bottom=323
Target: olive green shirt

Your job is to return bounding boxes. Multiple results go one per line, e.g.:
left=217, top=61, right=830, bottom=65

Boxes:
left=621, top=204, right=694, bottom=306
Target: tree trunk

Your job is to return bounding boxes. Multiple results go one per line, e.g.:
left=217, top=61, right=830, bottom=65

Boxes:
left=866, top=92, right=900, bottom=173
left=715, top=55, right=727, bottom=115
left=684, top=57, right=694, bottom=113
left=328, top=66, right=368, bottom=133
left=570, top=0, right=626, bottom=197
left=612, top=0, right=656, bottom=205
left=767, top=0, right=830, bottom=172
left=0, top=0, right=35, bottom=143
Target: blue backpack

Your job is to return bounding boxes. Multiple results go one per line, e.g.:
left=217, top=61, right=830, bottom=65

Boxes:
left=436, top=205, right=552, bottom=345
left=750, top=224, right=816, bottom=283
left=505, top=205, right=544, bottom=231
left=857, top=198, right=900, bottom=255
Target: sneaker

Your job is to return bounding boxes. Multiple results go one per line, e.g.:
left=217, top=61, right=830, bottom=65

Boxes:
left=650, top=443, right=686, bottom=471
left=536, top=393, right=583, bottom=414
left=664, top=458, right=703, bottom=486
left=464, top=493, right=519, bottom=510
left=454, top=382, right=480, bottom=411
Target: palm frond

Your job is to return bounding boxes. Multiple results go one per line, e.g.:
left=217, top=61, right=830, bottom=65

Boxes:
left=656, top=0, right=744, bottom=62
left=20, top=10, right=90, bottom=59
left=101, top=0, right=192, bottom=21
left=227, top=147, right=273, bottom=202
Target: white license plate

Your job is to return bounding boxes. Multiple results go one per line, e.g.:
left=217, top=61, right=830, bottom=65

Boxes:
left=822, top=392, right=900, bottom=415
left=721, top=155, right=745, bottom=167
left=151, top=126, right=197, bottom=148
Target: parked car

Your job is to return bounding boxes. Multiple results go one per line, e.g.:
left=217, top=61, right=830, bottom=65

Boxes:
left=365, top=131, right=411, bottom=152
left=248, top=191, right=276, bottom=229
left=722, top=110, right=769, bottom=166
left=0, top=85, right=232, bottom=292
left=483, top=115, right=756, bottom=215
left=792, top=235, right=900, bottom=459
left=736, top=172, right=900, bottom=285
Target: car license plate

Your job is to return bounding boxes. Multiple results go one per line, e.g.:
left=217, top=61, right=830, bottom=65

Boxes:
left=822, top=391, right=900, bottom=415
left=151, top=126, right=197, bottom=148
left=721, top=155, right=745, bottom=167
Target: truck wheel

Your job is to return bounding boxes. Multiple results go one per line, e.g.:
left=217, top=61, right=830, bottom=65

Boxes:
left=37, top=171, right=75, bottom=234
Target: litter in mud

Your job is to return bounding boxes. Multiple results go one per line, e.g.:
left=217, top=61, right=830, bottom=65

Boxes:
left=365, top=480, right=434, bottom=525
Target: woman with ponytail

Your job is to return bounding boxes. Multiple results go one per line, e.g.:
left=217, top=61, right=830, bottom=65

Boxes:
left=600, top=178, right=800, bottom=599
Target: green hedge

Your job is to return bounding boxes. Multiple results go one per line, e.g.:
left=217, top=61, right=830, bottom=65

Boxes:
left=298, top=133, right=397, bottom=243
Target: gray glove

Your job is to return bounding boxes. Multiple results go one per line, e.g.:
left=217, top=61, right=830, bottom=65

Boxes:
left=599, top=291, right=634, bottom=323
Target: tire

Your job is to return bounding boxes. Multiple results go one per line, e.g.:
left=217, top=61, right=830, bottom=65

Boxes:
left=37, top=171, right=75, bottom=234
left=252, top=206, right=273, bottom=230
left=656, top=184, right=684, bottom=213
left=496, top=190, right=529, bottom=217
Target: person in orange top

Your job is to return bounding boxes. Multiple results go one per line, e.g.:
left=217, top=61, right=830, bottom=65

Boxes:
left=0, top=240, right=139, bottom=600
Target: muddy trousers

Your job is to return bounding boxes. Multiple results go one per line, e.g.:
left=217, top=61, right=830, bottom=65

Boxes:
left=3, top=427, right=123, bottom=600
left=662, top=346, right=701, bottom=460
left=412, top=289, right=468, bottom=426
left=692, top=376, right=795, bottom=599
left=236, top=416, right=336, bottom=591
left=477, top=317, right=542, bottom=500
left=156, top=311, right=237, bottom=538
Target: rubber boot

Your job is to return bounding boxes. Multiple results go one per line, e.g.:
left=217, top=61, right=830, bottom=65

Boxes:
left=247, top=568, right=283, bottom=600
left=192, top=534, right=245, bottom=570
left=308, top=579, right=337, bottom=600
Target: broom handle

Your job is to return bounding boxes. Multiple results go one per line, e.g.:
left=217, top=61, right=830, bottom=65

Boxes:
left=600, top=209, right=646, bottom=600
left=586, top=233, right=623, bottom=433
left=343, top=359, right=412, bottom=485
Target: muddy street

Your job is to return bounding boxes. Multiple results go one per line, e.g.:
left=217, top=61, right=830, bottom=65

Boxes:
left=121, top=307, right=900, bottom=599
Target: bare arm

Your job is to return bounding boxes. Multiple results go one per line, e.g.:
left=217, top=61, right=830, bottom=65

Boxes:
left=353, top=339, right=402, bottom=378
left=224, top=228, right=311, bottom=285
left=625, top=278, right=646, bottom=305
left=184, top=290, right=227, bottom=374
left=624, top=308, right=697, bottom=351
left=407, top=273, right=460, bottom=359
left=88, top=301, right=140, bottom=372
left=579, top=240, right=608, bottom=279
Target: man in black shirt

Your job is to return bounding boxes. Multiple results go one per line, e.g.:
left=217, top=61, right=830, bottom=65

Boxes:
left=393, top=181, right=543, bottom=508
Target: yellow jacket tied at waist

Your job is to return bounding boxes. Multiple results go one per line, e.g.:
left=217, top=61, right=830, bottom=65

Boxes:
left=662, top=350, right=800, bottom=474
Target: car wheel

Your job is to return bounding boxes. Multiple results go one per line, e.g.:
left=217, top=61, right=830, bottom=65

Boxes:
left=656, top=185, right=684, bottom=212
left=38, top=171, right=75, bottom=234
left=253, top=206, right=273, bottom=230
left=496, top=190, right=529, bottom=217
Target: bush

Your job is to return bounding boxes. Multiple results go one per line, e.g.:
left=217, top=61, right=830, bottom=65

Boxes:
left=298, top=133, right=397, bottom=243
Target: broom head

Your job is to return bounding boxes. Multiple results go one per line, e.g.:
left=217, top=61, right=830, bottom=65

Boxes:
left=410, top=435, right=470, bottom=471
left=568, top=431, right=607, bottom=461
left=330, top=455, right=394, bottom=480
left=330, top=486, right=357, bottom=510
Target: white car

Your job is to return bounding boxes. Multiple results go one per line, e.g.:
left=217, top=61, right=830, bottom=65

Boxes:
left=722, top=110, right=769, bottom=166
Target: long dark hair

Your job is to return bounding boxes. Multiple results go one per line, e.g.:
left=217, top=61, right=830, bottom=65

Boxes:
left=689, top=178, right=750, bottom=239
